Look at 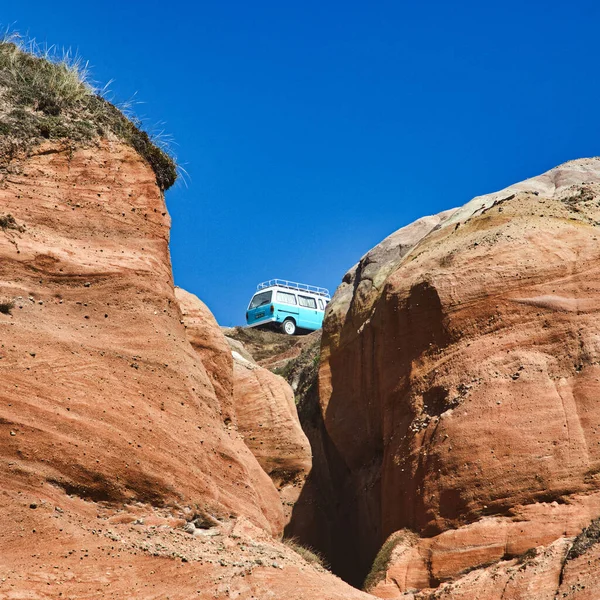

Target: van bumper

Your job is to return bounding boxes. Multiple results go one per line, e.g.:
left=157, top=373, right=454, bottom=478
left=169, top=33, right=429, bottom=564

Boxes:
left=245, top=316, right=276, bottom=328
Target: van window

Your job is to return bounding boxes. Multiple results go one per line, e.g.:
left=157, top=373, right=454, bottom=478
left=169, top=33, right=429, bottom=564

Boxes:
left=249, top=291, right=272, bottom=309
left=318, top=299, right=324, bottom=310
left=276, top=291, right=297, bottom=305
left=298, top=295, right=317, bottom=309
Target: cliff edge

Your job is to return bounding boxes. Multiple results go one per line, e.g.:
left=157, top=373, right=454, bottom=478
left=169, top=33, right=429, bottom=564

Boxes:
left=0, top=43, right=368, bottom=600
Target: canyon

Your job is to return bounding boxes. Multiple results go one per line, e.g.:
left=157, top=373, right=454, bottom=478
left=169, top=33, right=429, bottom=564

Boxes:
left=2, top=42, right=600, bottom=600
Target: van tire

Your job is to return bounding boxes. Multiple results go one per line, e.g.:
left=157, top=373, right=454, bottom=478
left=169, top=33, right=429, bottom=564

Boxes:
left=282, top=319, right=296, bottom=335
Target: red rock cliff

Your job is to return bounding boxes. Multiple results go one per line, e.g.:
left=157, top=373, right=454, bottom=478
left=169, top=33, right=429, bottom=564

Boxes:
left=175, top=287, right=312, bottom=525
left=0, top=140, right=282, bottom=532
left=317, top=158, right=600, bottom=596
left=0, top=141, right=368, bottom=599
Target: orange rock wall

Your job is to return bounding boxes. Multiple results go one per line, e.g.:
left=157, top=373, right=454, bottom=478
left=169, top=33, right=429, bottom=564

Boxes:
left=175, top=287, right=312, bottom=525
left=0, top=140, right=281, bottom=533
left=175, top=286, right=235, bottom=420
left=0, top=140, right=368, bottom=600
left=232, top=354, right=311, bottom=484
left=318, top=159, right=600, bottom=594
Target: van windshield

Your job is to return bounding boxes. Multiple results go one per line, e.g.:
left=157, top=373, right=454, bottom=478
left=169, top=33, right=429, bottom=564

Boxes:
left=249, top=291, right=272, bottom=309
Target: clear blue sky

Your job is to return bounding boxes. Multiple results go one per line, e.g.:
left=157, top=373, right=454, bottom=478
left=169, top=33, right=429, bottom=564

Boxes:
left=5, top=1, right=600, bottom=325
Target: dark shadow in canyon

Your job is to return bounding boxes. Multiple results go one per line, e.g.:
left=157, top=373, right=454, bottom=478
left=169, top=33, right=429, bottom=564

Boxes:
left=286, top=279, right=453, bottom=588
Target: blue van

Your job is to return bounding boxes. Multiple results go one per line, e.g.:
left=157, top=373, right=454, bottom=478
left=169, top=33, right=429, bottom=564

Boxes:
left=246, top=279, right=330, bottom=335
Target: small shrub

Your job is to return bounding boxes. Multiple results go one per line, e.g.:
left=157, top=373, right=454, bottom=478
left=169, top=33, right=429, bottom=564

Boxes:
left=567, top=517, right=600, bottom=561
left=363, top=531, right=415, bottom=592
left=0, top=213, right=24, bottom=231
left=0, top=300, right=14, bottom=315
left=562, top=186, right=595, bottom=211
left=516, top=547, right=537, bottom=565
left=0, top=33, right=177, bottom=190
left=283, top=537, right=328, bottom=569
left=439, top=251, right=456, bottom=267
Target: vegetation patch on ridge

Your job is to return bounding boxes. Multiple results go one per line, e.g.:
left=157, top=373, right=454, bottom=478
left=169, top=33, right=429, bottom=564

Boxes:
left=0, top=35, right=176, bottom=190
left=283, top=537, right=328, bottom=570
left=363, top=530, right=418, bottom=592
left=566, top=517, right=600, bottom=562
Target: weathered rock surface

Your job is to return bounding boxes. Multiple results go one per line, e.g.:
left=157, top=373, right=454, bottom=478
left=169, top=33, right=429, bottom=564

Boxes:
left=389, top=519, right=600, bottom=600
left=177, top=290, right=312, bottom=525
left=224, top=325, right=320, bottom=372
left=1, top=482, right=372, bottom=600
left=0, top=141, right=366, bottom=599
left=313, top=158, right=600, bottom=594
left=175, top=287, right=234, bottom=419
left=0, top=140, right=282, bottom=532
left=232, top=351, right=312, bottom=523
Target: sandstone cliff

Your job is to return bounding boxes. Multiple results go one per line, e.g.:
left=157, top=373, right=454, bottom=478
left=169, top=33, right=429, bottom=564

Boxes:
left=303, top=158, right=600, bottom=596
left=0, top=42, right=369, bottom=600
left=177, top=289, right=312, bottom=525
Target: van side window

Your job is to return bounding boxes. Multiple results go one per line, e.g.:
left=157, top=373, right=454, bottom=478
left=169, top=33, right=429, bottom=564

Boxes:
left=276, top=291, right=297, bottom=305
left=318, top=299, right=324, bottom=310
left=298, top=295, right=317, bottom=309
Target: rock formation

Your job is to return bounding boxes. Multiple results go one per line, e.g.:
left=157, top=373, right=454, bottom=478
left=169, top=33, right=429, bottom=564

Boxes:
left=175, top=287, right=235, bottom=419
left=305, top=158, right=600, bottom=596
left=0, top=42, right=369, bottom=600
left=0, top=139, right=284, bottom=534
left=177, top=289, right=312, bottom=525
left=6, top=37, right=600, bottom=600
left=232, top=352, right=311, bottom=522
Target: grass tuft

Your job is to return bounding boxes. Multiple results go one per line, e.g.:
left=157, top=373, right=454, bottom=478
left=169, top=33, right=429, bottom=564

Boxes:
left=283, top=537, right=328, bottom=569
left=0, top=300, right=14, bottom=315
left=0, top=31, right=176, bottom=190
left=363, top=530, right=417, bottom=592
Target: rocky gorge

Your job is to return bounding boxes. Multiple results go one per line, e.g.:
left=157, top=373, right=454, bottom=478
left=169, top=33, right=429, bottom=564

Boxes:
left=287, top=157, right=600, bottom=599
left=2, top=40, right=600, bottom=600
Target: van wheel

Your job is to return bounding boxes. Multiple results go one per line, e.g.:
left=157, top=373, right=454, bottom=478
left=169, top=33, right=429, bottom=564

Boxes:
left=282, top=319, right=296, bottom=335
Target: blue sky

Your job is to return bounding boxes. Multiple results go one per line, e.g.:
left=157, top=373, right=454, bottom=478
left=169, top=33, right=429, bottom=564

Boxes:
left=4, top=1, right=600, bottom=325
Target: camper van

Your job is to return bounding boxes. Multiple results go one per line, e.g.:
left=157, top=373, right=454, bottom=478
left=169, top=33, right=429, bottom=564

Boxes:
left=246, top=279, right=330, bottom=335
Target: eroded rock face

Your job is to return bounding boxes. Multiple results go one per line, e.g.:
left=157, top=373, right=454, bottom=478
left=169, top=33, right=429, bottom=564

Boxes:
left=391, top=522, right=600, bottom=600
left=317, top=158, right=600, bottom=594
left=174, top=287, right=235, bottom=421
left=0, top=141, right=282, bottom=532
left=176, top=288, right=312, bottom=525
left=232, top=352, right=312, bottom=524
left=0, top=141, right=365, bottom=599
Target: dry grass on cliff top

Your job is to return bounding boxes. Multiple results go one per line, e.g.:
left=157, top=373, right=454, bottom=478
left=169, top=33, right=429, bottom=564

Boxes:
left=363, top=530, right=418, bottom=592
left=283, top=537, right=329, bottom=570
left=0, top=33, right=176, bottom=190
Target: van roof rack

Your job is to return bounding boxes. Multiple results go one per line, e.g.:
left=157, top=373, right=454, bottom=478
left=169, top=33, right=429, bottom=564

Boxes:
left=257, top=279, right=331, bottom=298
